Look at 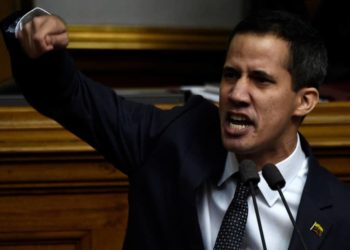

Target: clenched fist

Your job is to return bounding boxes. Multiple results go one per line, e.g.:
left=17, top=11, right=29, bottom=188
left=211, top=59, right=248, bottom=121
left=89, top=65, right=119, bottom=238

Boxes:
left=17, top=15, right=69, bottom=59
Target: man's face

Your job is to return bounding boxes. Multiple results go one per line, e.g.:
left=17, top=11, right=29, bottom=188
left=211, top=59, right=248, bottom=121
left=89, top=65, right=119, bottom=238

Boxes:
left=219, top=33, right=301, bottom=166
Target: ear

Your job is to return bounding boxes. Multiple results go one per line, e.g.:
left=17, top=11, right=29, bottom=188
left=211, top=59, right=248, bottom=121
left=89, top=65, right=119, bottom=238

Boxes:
left=293, top=87, right=319, bottom=117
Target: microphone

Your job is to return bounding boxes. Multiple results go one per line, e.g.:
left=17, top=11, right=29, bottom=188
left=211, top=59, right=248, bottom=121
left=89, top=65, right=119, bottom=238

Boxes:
left=262, top=163, right=308, bottom=250
left=239, top=159, right=267, bottom=250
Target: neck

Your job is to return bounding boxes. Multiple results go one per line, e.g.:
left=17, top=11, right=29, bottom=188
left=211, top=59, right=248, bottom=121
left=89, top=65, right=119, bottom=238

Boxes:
left=237, top=135, right=298, bottom=171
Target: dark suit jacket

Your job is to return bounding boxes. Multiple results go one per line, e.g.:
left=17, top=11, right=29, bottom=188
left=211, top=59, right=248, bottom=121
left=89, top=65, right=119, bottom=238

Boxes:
left=2, top=13, right=350, bottom=250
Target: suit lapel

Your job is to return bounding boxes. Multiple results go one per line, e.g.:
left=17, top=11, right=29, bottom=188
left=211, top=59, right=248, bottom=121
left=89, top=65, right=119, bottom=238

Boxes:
left=177, top=113, right=227, bottom=250
left=289, top=155, right=334, bottom=250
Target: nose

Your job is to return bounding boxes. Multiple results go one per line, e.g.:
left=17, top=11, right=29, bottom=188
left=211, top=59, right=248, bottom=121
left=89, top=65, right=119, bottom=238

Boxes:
left=228, top=77, right=250, bottom=107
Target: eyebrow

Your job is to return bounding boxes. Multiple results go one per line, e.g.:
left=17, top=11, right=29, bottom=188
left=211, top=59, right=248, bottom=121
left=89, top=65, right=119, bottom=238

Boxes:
left=250, top=70, right=276, bottom=83
left=222, top=66, right=237, bottom=72
left=222, top=66, right=277, bottom=83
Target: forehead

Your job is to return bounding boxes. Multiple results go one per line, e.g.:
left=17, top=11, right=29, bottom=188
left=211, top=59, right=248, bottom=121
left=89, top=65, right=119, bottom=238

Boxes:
left=226, top=33, right=291, bottom=70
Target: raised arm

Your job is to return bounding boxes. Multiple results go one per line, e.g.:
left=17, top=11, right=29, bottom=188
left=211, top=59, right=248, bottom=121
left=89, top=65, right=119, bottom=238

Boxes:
left=1, top=10, right=166, bottom=174
left=1, top=9, right=195, bottom=175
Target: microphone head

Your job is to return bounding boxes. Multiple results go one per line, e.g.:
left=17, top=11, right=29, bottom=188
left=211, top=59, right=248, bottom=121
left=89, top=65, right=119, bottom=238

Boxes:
left=239, top=159, right=260, bottom=185
left=262, top=163, right=286, bottom=190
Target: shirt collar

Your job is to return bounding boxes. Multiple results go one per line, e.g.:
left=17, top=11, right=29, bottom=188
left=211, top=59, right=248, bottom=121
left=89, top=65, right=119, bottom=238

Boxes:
left=218, top=134, right=307, bottom=207
left=258, top=134, right=307, bottom=206
left=217, top=152, right=239, bottom=186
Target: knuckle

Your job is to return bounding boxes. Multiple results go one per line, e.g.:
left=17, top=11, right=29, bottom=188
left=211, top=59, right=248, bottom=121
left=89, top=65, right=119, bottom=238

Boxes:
left=32, top=33, right=42, bottom=43
left=31, top=16, right=42, bottom=26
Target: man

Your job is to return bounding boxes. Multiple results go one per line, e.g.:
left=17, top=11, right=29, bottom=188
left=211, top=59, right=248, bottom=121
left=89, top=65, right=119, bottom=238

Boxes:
left=2, top=8, right=350, bottom=250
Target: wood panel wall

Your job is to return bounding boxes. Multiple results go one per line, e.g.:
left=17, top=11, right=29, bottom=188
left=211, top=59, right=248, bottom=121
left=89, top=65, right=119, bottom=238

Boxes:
left=0, top=107, right=128, bottom=250
left=67, top=26, right=229, bottom=88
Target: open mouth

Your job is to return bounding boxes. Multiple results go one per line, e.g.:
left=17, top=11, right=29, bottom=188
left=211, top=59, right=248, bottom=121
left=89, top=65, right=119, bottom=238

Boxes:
left=227, top=114, right=253, bottom=130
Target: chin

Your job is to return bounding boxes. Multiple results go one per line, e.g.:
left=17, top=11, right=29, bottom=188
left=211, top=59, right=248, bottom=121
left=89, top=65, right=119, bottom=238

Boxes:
left=222, top=139, right=248, bottom=154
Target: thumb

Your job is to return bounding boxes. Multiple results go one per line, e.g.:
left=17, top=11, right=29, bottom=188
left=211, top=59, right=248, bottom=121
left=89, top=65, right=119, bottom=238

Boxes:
left=45, top=32, right=69, bottom=50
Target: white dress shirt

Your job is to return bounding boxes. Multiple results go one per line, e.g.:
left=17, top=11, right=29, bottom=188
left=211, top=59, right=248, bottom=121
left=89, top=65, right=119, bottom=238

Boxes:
left=197, top=134, right=308, bottom=250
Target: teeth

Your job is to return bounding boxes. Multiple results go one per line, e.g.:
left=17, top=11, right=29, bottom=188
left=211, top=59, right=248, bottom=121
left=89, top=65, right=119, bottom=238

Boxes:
left=229, top=123, right=249, bottom=129
left=228, top=114, right=251, bottom=129
left=229, top=115, right=248, bottom=121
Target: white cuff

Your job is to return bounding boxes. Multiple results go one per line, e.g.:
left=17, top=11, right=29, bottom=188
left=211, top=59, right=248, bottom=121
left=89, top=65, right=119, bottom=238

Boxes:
left=15, top=7, right=51, bottom=38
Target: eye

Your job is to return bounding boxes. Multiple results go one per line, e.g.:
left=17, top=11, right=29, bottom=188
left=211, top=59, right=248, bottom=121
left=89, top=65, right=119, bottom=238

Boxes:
left=250, top=71, right=276, bottom=85
left=252, top=76, right=269, bottom=83
left=222, top=67, right=240, bottom=80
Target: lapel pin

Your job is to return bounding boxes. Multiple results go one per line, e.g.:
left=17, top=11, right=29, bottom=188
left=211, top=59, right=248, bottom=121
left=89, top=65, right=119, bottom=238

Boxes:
left=310, top=221, right=324, bottom=237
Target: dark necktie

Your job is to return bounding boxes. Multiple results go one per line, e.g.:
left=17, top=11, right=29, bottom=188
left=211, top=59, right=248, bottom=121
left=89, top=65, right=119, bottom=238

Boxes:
left=214, top=179, right=250, bottom=250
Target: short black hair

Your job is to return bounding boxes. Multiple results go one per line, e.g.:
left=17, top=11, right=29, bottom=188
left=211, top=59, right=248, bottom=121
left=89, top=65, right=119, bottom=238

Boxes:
left=227, top=10, right=327, bottom=91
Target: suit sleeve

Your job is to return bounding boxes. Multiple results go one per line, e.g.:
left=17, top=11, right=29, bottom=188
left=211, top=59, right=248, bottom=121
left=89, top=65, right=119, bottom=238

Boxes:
left=1, top=12, right=186, bottom=176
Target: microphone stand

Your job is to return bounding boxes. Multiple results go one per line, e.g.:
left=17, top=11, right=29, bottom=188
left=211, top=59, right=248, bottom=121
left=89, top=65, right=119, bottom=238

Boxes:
left=240, top=159, right=267, bottom=250
left=275, top=185, right=308, bottom=250
left=248, top=182, right=267, bottom=250
left=262, top=163, right=308, bottom=250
